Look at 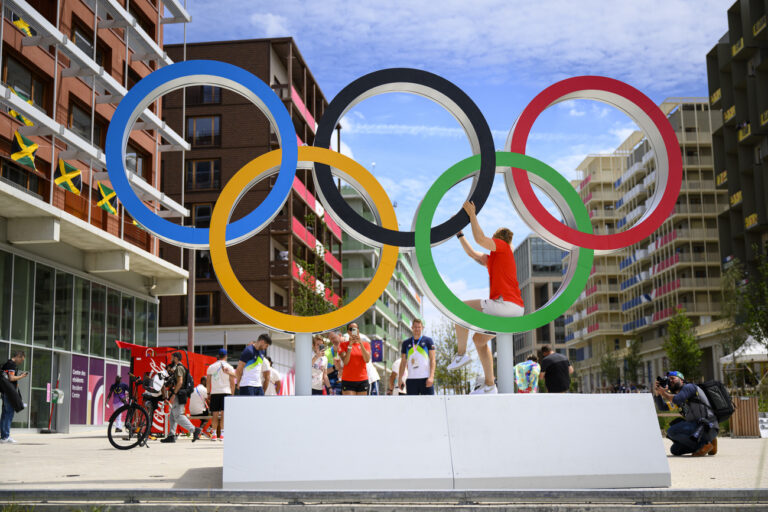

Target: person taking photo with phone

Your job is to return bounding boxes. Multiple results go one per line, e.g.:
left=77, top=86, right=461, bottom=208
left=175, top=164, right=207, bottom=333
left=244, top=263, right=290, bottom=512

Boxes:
left=1, top=351, right=28, bottom=443
left=339, top=322, right=371, bottom=396
left=311, top=336, right=331, bottom=395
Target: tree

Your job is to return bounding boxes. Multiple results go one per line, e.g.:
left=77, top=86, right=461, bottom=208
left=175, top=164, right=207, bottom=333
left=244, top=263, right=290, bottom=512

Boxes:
left=662, top=308, right=702, bottom=381
left=742, top=246, right=768, bottom=350
left=432, top=320, right=477, bottom=394
left=720, top=259, right=748, bottom=380
left=600, top=349, right=620, bottom=388
left=624, top=336, right=642, bottom=385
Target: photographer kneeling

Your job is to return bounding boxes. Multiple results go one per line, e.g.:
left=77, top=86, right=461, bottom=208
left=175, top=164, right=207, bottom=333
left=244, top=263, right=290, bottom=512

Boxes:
left=654, top=371, right=718, bottom=457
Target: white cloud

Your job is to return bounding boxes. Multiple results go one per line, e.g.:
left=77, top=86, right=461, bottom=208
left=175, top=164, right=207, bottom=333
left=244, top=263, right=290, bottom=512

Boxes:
left=172, top=0, right=729, bottom=96
left=249, top=13, right=290, bottom=37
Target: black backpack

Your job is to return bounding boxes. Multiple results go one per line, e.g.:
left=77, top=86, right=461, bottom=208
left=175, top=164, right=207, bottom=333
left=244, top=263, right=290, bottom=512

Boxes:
left=175, top=364, right=195, bottom=402
left=696, top=380, right=735, bottom=423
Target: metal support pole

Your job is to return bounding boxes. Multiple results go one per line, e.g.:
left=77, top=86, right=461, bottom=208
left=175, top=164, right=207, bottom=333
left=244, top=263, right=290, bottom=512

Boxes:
left=187, top=249, right=195, bottom=352
left=496, top=333, right=515, bottom=394
left=294, top=332, right=312, bottom=396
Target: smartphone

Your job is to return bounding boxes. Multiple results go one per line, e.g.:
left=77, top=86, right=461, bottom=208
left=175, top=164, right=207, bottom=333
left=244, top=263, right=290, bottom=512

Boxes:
left=350, top=328, right=359, bottom=336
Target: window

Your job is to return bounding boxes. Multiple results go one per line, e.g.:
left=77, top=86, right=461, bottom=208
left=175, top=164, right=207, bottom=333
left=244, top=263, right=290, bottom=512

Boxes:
left=186, top=159, right=220, bottom=190
left=195, top=293, right=213, bottom=324
left=90, top=284, right=106, bottom=357
left=106, top=290, right=121, bottom=360
left=186, top=116, right=220, bottom=146
left=127, top=68, right=142, bottom=89
left=72, top=26, right=104, bottom=67
left=194, top=204, right=212, bottom=228
left=2, top=161, right=40, bottom=197
left=69, top=103, right=105, bottom=148
left=3, top=55, right=46, bottom=108
left=11, top=257, right=33, bottom=343
left=196, top=251, right=214, bottom=279
left=187, top=86, right=221, bottom=105
left=128, top=4, right=155, bottom=40
left=147, top=302, right=157, bottom=346
left=0, top=251, right=11, bottom=341
left=134, top=298, right=147, bottom=346
left=53, top=271, right=73, bottom=350
left=273, top=293, right=284, bottom=307
left=72, top=277, right=90, bottom=354
left=121, top=295, right=134, bottom=344
left=125, top=143, right=147, bottom=178
left=33, top=265, right=54, bottom=348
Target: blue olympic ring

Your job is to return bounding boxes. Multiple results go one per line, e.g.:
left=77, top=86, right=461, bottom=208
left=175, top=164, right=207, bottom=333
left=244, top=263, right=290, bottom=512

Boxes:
left=105, top=60, right=298, bottom=248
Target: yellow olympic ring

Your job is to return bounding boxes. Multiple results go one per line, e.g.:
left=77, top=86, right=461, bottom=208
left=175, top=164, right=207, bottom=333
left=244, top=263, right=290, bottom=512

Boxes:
left=209, top=146, right=398, bottom=333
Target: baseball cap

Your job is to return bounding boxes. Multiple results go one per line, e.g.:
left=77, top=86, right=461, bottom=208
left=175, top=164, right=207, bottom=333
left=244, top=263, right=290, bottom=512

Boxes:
left=218, top=348, right=227, bottom=357
left=666, top=370, right=684, bottom=380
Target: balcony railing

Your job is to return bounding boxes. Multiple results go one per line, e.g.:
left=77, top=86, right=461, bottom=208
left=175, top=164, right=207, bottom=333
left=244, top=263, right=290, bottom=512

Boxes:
left=730, top=190, right=743, bottom=206
left=745, top=213, right=758, bottom=229
left=738, top=124, right=752, bottom=142
left=723, top=105, right=736, bottom=123
left=762, top=109, right=768, bottom=127
left=344, top=267, right=374, bottom=279
left=709, top=88, right=722, bottom=106
left=375, top=299, right=399, bottom=324
left=732, top=37, right=745, bottom=56
left=716, top=170, right=728, bottom=186
left=753, top=15, right=767, bottom=37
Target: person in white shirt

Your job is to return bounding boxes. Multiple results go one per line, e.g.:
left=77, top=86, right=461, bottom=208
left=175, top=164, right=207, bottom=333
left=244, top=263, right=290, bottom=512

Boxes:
left=388, top=358, right=408, bottom=395
left=206, top=348, right=236, bottom=441
left=189, top=376, right=211, bottom=439
left=264, top=356, right=282, bottom=396
left=367, top=360, right=381, bottom=395
left=311, top=336, right=331, bottom=395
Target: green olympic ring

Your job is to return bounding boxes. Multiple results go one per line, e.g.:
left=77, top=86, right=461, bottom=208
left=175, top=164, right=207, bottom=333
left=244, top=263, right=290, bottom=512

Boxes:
left=413, top=151, right=594, bottom=333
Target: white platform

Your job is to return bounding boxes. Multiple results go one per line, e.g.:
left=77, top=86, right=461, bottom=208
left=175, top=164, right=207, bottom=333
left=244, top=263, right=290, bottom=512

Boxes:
left=223, top=394, right=670, bottom=490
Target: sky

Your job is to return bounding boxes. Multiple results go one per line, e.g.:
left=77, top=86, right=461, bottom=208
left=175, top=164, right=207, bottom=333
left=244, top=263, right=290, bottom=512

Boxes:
left=165, top=0, right=731, bottom=335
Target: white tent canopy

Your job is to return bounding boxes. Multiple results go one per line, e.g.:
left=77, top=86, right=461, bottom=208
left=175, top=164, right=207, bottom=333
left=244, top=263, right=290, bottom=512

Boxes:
left=720, top=336, right=768, bottom=365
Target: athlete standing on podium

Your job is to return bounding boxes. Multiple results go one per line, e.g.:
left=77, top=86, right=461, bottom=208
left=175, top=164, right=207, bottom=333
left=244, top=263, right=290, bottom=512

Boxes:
left=447, top=201, right=524, bottom=394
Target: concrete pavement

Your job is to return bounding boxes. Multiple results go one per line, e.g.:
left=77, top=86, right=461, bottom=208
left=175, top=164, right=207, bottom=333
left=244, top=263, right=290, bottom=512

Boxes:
left=0, top=429, right=766, bottom=490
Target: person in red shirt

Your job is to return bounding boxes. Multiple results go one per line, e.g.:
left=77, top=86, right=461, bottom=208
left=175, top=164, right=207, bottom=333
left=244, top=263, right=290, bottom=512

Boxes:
left=446, top=201, right=524, bottom=395
left=339, top=322, right=371, bottom=396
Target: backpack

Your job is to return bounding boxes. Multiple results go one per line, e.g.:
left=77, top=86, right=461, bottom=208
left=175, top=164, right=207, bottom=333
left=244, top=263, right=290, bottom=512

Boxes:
left=696, top=380, right=735, bottom=423
left=175, top=364, right=195, bottom=402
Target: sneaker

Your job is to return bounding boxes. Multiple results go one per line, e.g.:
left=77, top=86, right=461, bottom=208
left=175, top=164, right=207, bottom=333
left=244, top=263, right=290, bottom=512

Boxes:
left=218, top=435, right=223, bottom=441
left=160, top=435, right=176, bottom=444
left=210, top=435, right=217, bottom=442
left=4, top=437, right=17, bottom=444
left=115, top=428, right=122, bottom=433
left=446, top=353, right=471, bottom=371
left=0, top=438, right=8, bottom=444
left=192, top=427, right=201, bottom=442
left=470, top=385, right=498, bottom=395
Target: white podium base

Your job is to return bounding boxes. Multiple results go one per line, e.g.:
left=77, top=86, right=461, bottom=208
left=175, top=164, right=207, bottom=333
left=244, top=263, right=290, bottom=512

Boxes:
left=223, top=394, right=670, bottom=490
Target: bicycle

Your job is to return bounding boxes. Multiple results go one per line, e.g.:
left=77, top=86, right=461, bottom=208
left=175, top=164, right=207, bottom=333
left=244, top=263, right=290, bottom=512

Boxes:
left=107, top=374, right=163, bottom=450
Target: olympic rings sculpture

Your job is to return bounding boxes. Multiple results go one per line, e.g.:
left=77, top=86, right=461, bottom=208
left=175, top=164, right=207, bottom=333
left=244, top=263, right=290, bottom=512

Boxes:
left=105, top=61, right=681, bottom=334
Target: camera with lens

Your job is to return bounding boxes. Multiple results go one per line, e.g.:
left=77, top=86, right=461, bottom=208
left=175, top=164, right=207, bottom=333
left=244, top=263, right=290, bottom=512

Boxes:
left=656, top=376, right=669, bottom=388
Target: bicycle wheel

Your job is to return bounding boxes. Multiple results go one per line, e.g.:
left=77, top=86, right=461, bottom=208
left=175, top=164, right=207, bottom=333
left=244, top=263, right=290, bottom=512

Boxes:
left=107, top=404, right=150, bottom=450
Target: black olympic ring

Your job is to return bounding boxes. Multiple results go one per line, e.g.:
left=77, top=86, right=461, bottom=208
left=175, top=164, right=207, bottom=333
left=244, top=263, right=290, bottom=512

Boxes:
left=313, top=68, right=496, bottom=247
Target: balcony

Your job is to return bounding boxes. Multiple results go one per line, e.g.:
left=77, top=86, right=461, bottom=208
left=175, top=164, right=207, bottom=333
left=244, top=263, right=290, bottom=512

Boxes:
left=290, top=216, right=342, bottom=275
left=360, top=323, right=390, bottom=341
left=344, top=267, right=374, bottom=279
left=291, top=261, right=340, bottom=307
left=761, top=110, right=768, bottom=128
left=730, top=190, right=743, bottom=206
left=292, top=177, right=342, bottom=240
left=737, top=123, right=752, bottom=143
left=754, top=14, right=767, bottom=38
left=745, top=213, right=758, bottom=229
left=375, top=299, right=398, bottom=324
left=723, top=105, right=736, bottom=124
left=709, top=88, right=722, bottom=107
left=716, top=170, right=728, bottom=187
left=731, top=37, right=745, bottom=57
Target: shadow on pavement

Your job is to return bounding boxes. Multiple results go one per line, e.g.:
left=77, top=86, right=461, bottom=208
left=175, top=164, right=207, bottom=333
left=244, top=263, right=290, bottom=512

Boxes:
left=173, top=466, right=222, bottom=489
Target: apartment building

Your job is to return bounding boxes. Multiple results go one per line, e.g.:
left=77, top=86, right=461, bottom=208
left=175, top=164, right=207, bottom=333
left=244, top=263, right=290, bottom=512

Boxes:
left=707, top=0, right=768, bottom=275
left=512, top=235, right=566, bottom=363
left=0, top=0, right=190, bottom=431
left=158, top=39, right=342, bottom=374
left=564, top=100, right=727, bottom=392
left=340, top=184, right=424, bottom=372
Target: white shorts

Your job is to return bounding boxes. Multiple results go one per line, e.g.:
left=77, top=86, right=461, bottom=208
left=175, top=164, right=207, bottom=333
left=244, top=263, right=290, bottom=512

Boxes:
left=481, top=297, right=524, bottom=317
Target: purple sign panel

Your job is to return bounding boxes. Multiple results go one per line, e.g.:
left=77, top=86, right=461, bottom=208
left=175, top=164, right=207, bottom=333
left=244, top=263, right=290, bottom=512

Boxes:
left=70, top=355, right=88, bottom=425
left=88, top=358, right=105, bottom=425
